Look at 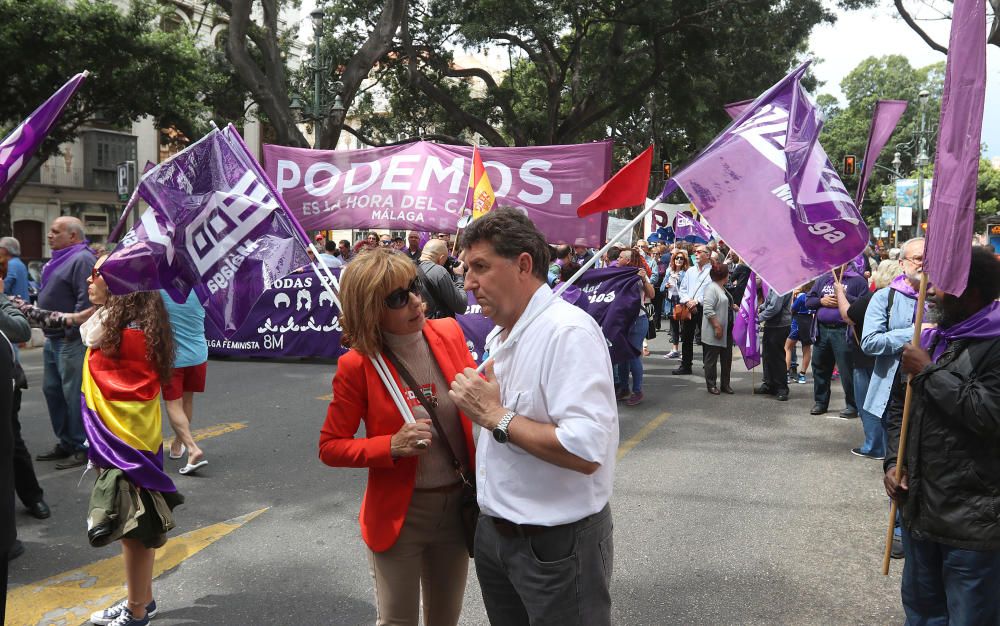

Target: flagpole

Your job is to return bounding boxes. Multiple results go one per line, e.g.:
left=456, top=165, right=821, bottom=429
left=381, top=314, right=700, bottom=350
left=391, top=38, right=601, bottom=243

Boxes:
left=881, top=270, right=928, bottom=575
left=475, top=200, right=654, bottom=374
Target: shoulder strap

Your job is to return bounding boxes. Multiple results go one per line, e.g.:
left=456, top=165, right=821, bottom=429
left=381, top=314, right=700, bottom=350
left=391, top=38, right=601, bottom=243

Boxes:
left=886, top=287, right=896, bottom=320
left=382, top=347, right=471, bottom=482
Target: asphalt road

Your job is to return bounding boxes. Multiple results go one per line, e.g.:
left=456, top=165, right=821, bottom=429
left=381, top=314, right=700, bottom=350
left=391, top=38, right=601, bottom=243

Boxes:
left=7, top=331, right=905, bottom=625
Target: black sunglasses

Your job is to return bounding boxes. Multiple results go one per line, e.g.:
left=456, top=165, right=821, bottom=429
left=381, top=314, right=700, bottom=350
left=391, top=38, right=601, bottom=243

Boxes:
left=384, top=278, right=421, bottom=309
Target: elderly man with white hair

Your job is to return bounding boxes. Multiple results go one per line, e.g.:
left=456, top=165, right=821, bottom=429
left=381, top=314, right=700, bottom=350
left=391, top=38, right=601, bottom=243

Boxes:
left=0, top=237, right=30, bottom=300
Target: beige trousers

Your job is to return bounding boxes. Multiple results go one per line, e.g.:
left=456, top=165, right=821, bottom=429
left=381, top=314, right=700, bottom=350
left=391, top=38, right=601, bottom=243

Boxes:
left=367, top=488, right=469, bottom=626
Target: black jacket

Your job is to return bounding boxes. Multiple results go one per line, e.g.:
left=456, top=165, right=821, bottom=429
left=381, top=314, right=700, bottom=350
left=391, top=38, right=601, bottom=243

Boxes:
left=885, top=336, right=1000, bottom=550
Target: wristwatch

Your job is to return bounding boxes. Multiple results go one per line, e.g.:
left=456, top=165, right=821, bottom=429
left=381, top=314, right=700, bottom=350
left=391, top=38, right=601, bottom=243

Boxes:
left=492, top=409, right=517, bottom=444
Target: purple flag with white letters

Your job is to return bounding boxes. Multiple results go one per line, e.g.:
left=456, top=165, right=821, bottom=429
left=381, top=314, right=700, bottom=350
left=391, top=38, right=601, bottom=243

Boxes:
left=0, top=72, right=88, bottom=201
left=456, top=268, right=641, bottom=364
left=576, top=267, right=643, bottom=364
left=672, top=62, right=868, bottom=294
left=100, top=125, right=311, bottom=336
left=731, top=271, right=760, bottom=369
left=673, top=211, right=713, bottom=243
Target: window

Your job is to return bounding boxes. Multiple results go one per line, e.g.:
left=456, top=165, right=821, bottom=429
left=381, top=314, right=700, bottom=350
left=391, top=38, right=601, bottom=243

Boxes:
left=83, top=131, right=137, bottom=192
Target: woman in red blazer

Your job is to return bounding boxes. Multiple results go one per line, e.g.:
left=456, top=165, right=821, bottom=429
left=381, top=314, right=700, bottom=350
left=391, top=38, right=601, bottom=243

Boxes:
left=319, top=248, right=477, bottom=626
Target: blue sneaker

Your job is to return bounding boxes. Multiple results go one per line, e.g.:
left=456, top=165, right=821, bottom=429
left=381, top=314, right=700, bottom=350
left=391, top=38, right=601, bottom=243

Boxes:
left=91, top=600, right=156, bottom=625
left=797, top=373, right=807, bottom=384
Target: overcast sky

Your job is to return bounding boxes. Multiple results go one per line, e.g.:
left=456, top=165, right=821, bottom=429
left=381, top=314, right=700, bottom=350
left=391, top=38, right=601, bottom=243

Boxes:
left=808, top=1, right=1000, bottom=158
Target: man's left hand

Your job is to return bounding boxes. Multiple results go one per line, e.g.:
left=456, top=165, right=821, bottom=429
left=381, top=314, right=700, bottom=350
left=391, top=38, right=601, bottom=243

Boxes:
left=901, top=342, right=932, bottom=375
left=449, top=362, right=505, bottom=429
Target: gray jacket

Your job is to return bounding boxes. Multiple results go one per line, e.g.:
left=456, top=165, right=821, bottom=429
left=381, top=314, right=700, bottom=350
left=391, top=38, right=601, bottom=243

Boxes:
left=0, top=293, right=31, bottom=344
left=417, top=260, right=467, bottom=319
left=701, top=282, right=733, bottom=348
left=759, top=291, right=792, bottom=328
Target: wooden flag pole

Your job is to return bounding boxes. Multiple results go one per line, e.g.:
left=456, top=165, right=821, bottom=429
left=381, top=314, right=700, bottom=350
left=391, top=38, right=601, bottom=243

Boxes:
left=881, top=270, right=929, bottom=575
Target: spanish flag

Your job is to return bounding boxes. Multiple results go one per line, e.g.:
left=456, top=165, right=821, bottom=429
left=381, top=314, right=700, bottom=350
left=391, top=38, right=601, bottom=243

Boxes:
left=466, top=145, right=495, bottom=221
left=81, top=329, right=176, bottom=493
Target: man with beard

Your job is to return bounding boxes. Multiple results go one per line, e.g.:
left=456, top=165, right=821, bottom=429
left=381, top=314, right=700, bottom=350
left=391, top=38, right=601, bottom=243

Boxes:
left=884, top=247, right=1000, bottom=624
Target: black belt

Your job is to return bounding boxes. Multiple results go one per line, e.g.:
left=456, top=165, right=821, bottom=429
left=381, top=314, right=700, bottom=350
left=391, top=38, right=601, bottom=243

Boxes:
left=489, top=506, right=606, bottom=538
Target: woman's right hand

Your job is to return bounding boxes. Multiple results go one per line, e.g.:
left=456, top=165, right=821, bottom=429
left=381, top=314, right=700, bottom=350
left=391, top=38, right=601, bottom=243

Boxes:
left=390, top=419, right=434, bottom=458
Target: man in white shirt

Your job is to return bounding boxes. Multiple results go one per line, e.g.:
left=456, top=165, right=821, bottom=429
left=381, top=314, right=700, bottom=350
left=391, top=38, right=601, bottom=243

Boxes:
left=317, top=241, right=344, bottom=268
left=450, top=208, right=619, bottom=626
left=673, top=244, right=712, bottom=375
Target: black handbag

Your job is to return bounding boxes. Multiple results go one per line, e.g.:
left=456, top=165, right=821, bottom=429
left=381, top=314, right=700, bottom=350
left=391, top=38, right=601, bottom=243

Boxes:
left=644, top=303, right=657, bottom=339
left=383, top=349, right=478, bottom=557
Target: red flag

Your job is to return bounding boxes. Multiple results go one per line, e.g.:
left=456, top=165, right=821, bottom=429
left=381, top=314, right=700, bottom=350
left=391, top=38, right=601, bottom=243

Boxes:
left=576, top=145, right=653, bottom=217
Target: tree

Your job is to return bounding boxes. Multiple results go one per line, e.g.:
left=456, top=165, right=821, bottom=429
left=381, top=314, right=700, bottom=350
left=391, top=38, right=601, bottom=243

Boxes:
left=346, top=0, right=836, bottom=157
left=216, top=0, right=406, bottom=148
left=889, top=0, right=1000, bottom=53
left=0, top=0, right=216, bottom=235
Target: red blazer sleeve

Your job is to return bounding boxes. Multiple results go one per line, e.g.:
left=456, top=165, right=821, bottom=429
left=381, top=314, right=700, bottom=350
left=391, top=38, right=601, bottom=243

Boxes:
left=318, top=351, right=396, bottom=469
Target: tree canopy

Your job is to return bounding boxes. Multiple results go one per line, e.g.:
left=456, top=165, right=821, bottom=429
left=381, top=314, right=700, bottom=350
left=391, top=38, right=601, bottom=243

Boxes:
left=0, top=0, right=219, bottom=233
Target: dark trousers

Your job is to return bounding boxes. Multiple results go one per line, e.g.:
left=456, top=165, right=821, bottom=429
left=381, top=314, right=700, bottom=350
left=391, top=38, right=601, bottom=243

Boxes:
left=811, top=323, right=856, bottom=411
left=474, top=505, right=613, bottom=626
left=901, top=528, right=1000, bottom=625
left=11, top=388, right=42, bottom=507
left=651, top=289, right=666, bottom=330
left=702, top=343, right=732, bottom=390
left=762, top=325, right=790, bottom=393
left=680, top=305, right=703, bottom=369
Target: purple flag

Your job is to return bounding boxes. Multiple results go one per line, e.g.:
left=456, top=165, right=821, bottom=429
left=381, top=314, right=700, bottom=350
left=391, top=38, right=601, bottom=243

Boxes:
left=265, top=141, right=612, bottom=246
left=673, top=211, right=713, bottom=243
left=670, top=62, right=868, bottom=294
left=0, top=72, right=88, bottom=201
left=856, top=100, right=908, bottom=206
left=576, top=267, right=643, bottom=364
left=924, top=0, right=987, bottom=296
left=732, top=272, right=760, bottom=369
left=101, top=125, right=312, bottom=336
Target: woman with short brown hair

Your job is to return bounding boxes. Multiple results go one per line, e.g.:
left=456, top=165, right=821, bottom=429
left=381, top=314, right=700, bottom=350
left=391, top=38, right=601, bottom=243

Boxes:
left=319, top=248, right=477, bottom=626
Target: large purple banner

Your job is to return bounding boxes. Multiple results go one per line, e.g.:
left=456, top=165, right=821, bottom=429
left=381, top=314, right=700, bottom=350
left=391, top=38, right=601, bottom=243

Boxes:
left=674, top=62, right=869, bottom=294
left=265, top=141, right=612, bottom=246
left=206, top=270, right=346, bottom=359
left=215, top=267, right=640, bottom=361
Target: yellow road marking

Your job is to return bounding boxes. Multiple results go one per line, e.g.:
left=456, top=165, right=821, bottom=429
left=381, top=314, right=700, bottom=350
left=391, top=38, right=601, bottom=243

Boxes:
left=316, top=393, right=332, bottom=402
left=6, top=508, right=268, bottom=626
left=617, top=412, right=670, bottom=461
left=163, top=421, right=247, bottom=449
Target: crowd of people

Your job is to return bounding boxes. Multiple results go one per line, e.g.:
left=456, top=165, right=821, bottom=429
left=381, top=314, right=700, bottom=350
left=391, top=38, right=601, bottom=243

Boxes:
left=2, top=208, right=998, bottom=625
left=320, top=221, right=1000, bottom=624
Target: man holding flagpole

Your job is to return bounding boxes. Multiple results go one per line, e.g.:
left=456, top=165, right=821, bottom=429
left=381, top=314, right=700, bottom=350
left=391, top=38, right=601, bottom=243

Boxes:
left=449, top=207, right=618, bottom=625
left=884, top=247, right=1000, bottom=623
left=673, top=244, right=712, bottom=375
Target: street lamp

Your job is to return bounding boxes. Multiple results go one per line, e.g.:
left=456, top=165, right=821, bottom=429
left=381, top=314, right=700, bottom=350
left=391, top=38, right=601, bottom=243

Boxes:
left=914, top=89, right=931, bottom=235
left=288, top=8, right=345, bottom=149
left=894, top=89, right=936, bottom=238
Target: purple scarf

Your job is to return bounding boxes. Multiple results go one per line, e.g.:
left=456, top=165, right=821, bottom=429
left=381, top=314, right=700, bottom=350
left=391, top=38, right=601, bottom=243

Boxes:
left=889, top=274, right=919, bottom=299
left=41, top=242, right=92, bottom=289
left=921, top=301, right=1000, bottom=361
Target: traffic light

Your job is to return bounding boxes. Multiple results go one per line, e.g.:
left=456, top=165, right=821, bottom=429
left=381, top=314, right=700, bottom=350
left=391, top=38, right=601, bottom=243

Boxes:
left=843, top=155, right=857, bottom=176
left=662, top=160, right=672, bottom=180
